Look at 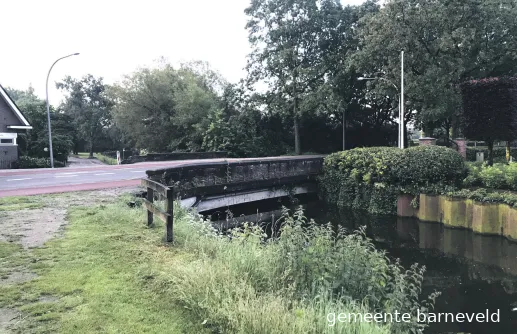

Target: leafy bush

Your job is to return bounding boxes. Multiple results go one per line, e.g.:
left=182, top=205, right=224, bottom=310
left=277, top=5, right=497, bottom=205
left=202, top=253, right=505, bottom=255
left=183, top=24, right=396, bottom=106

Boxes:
left=12, top=156, right=65, bottom=169
left=445, top=188, right=517, bottom=207
left=320, top=146, right=466, bottom=214
left=395, top=146, right=467, bottom=187
left=478, top=164, right=506, bottom=189
left=167, top=206, right=438, bottom=334
left=463, top=163, right=482, bottom=187
left=462, top=162, right=517, bottom=191
left=505, top=163, right=517, bottom=190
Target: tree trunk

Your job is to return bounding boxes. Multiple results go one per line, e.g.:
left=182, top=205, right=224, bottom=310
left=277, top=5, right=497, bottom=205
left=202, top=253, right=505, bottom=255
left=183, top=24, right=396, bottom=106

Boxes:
left=89, top=138, right=94, bottom=159
left=404, top=123, right=408, bottom=148
left=294, top=117, right=301, bottom=155
left=507, top=141, right=511, bottom=163
left=487, top=140, right=494, bottom=166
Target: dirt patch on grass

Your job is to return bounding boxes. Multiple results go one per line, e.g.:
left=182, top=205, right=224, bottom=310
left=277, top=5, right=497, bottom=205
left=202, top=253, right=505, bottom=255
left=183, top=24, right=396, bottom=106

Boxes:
left=0, top=308, right=20, bottom=332
left=0, top=187, right=142, bottom=249
left=0, top=208, right=67, bottom=249
left=0, top=271, right=38, bottom=285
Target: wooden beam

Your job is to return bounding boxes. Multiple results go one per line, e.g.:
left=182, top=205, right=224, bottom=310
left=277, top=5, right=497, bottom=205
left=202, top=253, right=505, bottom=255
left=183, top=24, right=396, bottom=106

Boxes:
left=146, top=188, right=154, bottom=227
left=142, top=198, right=170, bottom=223
left=165, top=188, right=174, bottom=242
left=141, top=178, right=169, bottom=197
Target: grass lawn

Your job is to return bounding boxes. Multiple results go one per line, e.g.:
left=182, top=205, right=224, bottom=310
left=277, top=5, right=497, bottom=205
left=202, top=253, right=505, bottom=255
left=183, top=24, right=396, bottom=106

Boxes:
left=0, top=191, right=207, bottom=333
left=72, top=152, right=118, bottom=165
left=0, top=189, right=425, bottom=333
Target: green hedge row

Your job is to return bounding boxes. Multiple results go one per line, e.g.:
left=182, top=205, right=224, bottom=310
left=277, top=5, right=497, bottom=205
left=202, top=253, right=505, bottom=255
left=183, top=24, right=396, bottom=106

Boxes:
left=319, top=146, right=467, bottom=214
left=12, top=156, right=66, bottom=169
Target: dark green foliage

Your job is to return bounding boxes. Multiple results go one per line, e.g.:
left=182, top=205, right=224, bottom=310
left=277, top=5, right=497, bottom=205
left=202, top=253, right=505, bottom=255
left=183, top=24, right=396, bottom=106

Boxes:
left=461, top=77, right=517, bottom=164
left=320, top=146, right=466, bottom=214
left=58, top=75, right=114, bottom=158
left=466, top=147, right=517, bottom=163
left=12, top=156, right=65, bottom=169
left=5, top=87, right=74, bottom=163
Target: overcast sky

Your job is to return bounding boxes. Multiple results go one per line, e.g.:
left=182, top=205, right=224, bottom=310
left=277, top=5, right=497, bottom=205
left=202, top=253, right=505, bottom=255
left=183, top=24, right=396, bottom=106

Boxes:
left=1, top=0, right=364, bottom=106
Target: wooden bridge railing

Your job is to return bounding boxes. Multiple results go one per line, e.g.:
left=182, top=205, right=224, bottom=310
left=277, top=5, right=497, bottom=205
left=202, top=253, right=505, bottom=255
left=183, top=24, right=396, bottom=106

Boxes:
left=142, top=156, right=324, bottom=242
left=141, top=178, right=174, bottom=242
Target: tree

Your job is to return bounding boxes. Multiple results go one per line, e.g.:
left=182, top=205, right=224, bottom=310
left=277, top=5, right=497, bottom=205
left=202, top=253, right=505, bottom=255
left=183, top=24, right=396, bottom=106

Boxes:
left=245, top=0, right=330, bottom=154
left=202, top=84, right=291, bottom=157
left=4, top=87, right=74, bottom=162
left=354, top=0, right=517, bottom=141
left=57, top=75, right=113, bottom=158
left=111, top=61, right=223, bottom=152
left=461, top=77, right=517, bottom=165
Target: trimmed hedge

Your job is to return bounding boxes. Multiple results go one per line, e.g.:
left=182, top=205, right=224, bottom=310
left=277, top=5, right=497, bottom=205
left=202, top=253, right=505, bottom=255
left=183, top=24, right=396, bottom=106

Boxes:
left=12, top=156, right=66, bottom=169
left=319, top=146, right=466, bottom=214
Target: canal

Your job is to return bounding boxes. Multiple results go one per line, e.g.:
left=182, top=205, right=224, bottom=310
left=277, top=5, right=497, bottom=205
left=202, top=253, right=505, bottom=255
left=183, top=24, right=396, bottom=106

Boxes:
left=204, top=196, right=517, bottom=334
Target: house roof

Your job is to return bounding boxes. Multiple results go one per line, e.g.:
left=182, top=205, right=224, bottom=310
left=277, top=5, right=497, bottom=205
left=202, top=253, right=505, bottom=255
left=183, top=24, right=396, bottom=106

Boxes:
left=0, top=84, right=32, bottom=128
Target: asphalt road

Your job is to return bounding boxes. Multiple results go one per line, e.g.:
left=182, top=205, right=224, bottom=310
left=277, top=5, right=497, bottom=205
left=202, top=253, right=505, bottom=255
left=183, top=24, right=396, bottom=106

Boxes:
left=0, top=159, right=224, bottom=197
left=0, top=155, right=324, bottom=197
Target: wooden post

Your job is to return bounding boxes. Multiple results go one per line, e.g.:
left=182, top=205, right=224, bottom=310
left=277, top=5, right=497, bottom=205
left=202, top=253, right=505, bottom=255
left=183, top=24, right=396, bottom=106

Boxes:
left=147, top=187, right=154, bottom=227
left=165, top=187, right=174, bottom=242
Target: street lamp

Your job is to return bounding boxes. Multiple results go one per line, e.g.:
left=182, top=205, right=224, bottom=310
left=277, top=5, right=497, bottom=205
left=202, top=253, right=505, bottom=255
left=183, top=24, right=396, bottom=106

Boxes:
left=358, top=81, right=405, bottom=147
left=357, top=52, right=405, bottom=148
left=46, top=53, right=80, bottom=168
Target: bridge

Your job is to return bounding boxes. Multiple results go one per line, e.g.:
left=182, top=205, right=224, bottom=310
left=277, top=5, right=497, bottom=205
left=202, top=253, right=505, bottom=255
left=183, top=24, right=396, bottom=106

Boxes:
left=141, top=156, right=324, bottom=241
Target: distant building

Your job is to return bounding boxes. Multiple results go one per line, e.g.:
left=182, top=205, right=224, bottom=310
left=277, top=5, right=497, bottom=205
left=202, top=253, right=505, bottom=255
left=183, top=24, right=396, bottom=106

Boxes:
left=0, top=85, right=32, bottom=169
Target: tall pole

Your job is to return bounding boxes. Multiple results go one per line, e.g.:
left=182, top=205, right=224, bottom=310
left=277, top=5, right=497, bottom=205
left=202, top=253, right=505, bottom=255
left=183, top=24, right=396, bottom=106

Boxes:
left=342, top=102, right=346, bottom=151
left=46, top=53, right=79, bottom=168
left=400, top=51, right=405, bottom=149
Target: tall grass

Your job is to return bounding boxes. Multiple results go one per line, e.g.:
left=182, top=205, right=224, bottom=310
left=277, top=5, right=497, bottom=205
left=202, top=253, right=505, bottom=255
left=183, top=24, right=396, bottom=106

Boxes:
left=158, top=205, right=439, bottom=333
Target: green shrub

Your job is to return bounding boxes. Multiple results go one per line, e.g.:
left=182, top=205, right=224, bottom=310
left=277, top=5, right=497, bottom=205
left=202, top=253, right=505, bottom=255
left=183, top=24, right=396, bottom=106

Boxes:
left=445, top=188, right=517, bottom=207
left=505, top=163, right=517, bottom=190
left=394, top=146, right=467, bottom=187
left=168, top=206, right=438, bottom=334
left=463, top=163, right=483, bottom=187
left=320, top=146, right=466, bottom=214
left=479, top=164, right=507, bottom=189
left=463, top=162, right=517, bottom=190
left=11, top=156, right=65, bottom=169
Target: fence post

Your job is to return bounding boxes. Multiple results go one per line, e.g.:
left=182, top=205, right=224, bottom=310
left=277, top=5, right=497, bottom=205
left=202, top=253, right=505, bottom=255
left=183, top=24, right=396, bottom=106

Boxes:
left=147, top=187, right=154, bottom=227
left=165, top=187, right=174, bottom=242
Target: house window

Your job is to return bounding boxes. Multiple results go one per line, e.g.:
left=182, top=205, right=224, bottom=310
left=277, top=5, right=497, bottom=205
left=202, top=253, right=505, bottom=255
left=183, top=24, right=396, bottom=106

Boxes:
left=0, top=139, right=13, bottom=144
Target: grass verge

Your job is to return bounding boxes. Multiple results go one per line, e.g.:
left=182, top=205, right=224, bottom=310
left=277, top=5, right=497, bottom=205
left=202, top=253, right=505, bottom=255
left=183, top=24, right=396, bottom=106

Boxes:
left=1, top=193, right=436, bottom=333
left=0, top=195, right=207, bottom=333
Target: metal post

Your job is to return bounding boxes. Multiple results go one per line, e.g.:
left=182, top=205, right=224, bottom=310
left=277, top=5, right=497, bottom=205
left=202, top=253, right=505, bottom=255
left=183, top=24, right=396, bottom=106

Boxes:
left=342, top=102, right=346, bottom=151
left=45, top=53, right=79, bottom=168
left=400, top=51, right=405, bottom=149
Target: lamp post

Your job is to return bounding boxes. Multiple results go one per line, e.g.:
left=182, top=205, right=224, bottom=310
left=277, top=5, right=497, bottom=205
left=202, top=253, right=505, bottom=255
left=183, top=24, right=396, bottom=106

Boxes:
left=46, top=53, right=79, bottom=168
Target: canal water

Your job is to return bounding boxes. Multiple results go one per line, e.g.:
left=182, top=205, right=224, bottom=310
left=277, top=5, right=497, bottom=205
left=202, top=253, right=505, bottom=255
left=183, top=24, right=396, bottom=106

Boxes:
left=205, top=196, right=517, bottom=334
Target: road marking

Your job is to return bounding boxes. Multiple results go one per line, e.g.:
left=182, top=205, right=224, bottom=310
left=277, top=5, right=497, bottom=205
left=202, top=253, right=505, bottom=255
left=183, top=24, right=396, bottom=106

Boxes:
left=7, top=178, right=32, bottom=181
left=56, top=171, right=91, bottom=175
left=130, top=171, right=146, bottom=173
left=94, top=173, right=115, bottom=176
left=55, top=175, right=78, bottom=178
